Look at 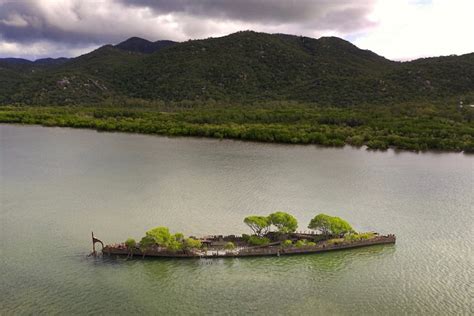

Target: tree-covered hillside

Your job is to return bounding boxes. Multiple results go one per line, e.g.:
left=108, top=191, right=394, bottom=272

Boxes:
left=0, top=31, right=472, bottom=105
left=114, top=37, right=177, bottom=54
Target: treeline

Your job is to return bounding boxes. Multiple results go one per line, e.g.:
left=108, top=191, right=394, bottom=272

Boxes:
left=0, top=102, right=473, bottom=152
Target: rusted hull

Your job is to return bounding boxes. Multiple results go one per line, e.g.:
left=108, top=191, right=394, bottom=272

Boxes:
left=102, top=235, right=396, bottom=259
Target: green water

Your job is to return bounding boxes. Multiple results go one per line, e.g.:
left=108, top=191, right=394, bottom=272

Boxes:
left=1, top=124, right=472, bottom=315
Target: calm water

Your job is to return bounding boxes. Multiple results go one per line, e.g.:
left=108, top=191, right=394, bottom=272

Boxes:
left=0, top=124, right=473, bottom=315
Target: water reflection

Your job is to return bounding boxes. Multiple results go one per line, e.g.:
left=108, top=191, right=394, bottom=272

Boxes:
left=1, top=124, right=471, bottom=315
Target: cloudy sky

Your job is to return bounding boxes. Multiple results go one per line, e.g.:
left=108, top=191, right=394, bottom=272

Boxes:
left=0, top=0, right=473, bottom=61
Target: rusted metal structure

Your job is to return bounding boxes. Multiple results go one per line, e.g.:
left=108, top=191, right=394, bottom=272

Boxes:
left=99, top=234, right=396, bottom=259
left=90, top=232, right=105, bottom=257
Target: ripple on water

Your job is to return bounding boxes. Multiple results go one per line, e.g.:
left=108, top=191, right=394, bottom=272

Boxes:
left=1, top=124, right=472, bottom=315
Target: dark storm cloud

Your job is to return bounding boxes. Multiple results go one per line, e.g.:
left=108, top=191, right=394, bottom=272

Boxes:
left=0, top=0, right=377, bottom=59
left=0, top=1, right=133, bottom=44
left=0, top=0, right=376, bottom=44
left=119, top=0, right=377, bottom=32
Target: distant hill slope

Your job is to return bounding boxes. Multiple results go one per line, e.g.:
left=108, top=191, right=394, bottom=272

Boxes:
left=0, top=57, right=69, bottom=68
left=0, top=31, right=472, bottom=105
left=6, top=45, right=144, bottom=104
left=115, top=32, right=399, bottom=104
left=115, top=37, right=177, bottom=54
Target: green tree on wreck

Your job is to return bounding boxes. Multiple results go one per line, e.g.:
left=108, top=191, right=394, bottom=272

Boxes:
left=139, top=235, right=155, bottom=258
left=124, top=238, right=136, bottom=258
left=146, top=227, right=174, bottom=247
left=268, top=212, right=298, bottom=233
left=308, top=214, right=354, bottom=236
left=243, top=216, right=271, bottom=236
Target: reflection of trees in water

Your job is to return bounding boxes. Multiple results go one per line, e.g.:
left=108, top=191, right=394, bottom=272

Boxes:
left=92, top=245, right=396, bottom=314
left=100, top=243, right=395, bottom=273
left=238, top=244, right=397, bottom=276
left=307, top=244, right=396, bottom=272
left=250, top=245, right=397, bottom=315
left=98, top=244, right=395, bottom=288
left=100, top=256, right=179, bottom=284
left=141, top=260, right=175, bottom=281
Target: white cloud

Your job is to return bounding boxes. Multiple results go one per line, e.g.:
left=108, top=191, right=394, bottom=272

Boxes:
left=0, top=0, right=378, bottom=59
left=0, top=38, right=96, bottom=60
left=33, top=0, right=185, bottom=42
left=0, top=13, right=29, bottom=27
left=354, top=0, right=474, bottom=60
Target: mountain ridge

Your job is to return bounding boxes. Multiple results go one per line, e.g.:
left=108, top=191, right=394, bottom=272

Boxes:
left=114, top=37, right=178, bottom=54
left=0, top=31, right=472, bottom=105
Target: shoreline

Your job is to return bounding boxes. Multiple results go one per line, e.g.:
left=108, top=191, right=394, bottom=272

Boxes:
left=1, top=104, right=473, bottom=153
left=1, top=122, right=472, bottom=155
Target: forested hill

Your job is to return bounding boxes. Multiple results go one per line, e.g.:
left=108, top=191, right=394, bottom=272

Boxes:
left=0, top=31, right=473, bottom=105
left=114, top=37, right=177, bottom=54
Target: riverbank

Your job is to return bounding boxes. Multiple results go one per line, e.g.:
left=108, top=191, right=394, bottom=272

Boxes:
left=1, top=103, right=473, bottom=152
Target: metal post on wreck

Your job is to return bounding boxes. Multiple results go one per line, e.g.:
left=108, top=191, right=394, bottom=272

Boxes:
left=90, top=232, right=104, bottom=257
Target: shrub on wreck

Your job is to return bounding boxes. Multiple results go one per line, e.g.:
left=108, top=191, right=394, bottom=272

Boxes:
left=125, top=238, right=136, bottom=249
left=141, top=226, right=191, bottom=252
left=294, top=239, right=315, bottom=247
left=295, top=240, right=306, bottom=248
left=248, top=235, right=270, bottom=246
left=344, top=232, right=375, bottom=242
left=224, top=242, right=236, bottom=250
left=183, top=238, right=202, bottom=250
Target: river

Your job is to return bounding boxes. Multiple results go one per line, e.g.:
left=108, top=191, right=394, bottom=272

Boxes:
left=0, top=124, right=472, bottom=315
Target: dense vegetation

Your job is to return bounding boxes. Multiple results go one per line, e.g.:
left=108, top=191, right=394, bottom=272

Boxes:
left=1, top=31, right=472, bottom=152
left=0, top=31, right=472, bottom=105
left=128, top=226, right=203, bottom=256
left=1, top=102, right=473, bottom=152
left=114, top=37, right=177, bottom=54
